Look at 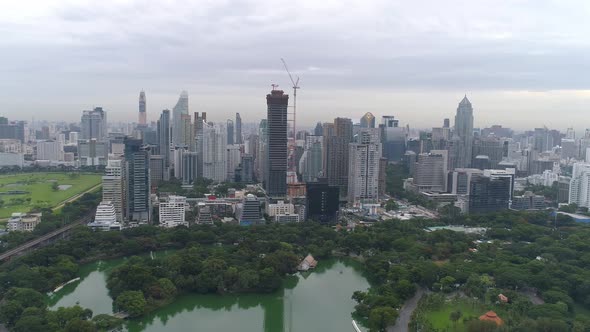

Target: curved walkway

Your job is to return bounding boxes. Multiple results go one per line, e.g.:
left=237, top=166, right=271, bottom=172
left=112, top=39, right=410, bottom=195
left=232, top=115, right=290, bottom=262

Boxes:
left=388, top=288, right=427, bottom=332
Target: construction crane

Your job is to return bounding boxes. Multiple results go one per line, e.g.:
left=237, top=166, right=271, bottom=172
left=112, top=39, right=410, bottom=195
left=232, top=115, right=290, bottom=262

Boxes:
left=281, top=58, right=300, bottom=139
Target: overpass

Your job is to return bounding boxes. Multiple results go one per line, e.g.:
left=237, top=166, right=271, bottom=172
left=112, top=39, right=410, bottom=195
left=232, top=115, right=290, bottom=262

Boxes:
left=0, top=212, right=94, bottom=262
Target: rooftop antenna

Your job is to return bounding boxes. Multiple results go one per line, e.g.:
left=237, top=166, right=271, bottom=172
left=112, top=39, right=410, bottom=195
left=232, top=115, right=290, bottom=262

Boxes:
left=271, top=84, right=279, bottom=91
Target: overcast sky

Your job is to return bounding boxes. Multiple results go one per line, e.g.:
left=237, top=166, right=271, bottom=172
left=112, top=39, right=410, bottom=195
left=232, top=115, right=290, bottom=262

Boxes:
left=2, top=0, right=590, bottom=131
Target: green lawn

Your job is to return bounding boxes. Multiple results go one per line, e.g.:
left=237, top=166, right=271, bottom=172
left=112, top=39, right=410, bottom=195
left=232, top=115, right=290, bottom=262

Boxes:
left=0, top=173, right=101, bottom=219
left=423, top=299, right=486, bottom=331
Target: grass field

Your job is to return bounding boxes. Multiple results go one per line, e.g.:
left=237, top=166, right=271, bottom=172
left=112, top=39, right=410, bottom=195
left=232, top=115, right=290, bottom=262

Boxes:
left=0, top=173, right=101, bottom=219
left=423, top=299, right=486, bottom=331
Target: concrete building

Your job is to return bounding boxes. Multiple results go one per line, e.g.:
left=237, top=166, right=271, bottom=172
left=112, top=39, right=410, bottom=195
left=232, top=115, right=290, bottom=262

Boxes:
left=202, top=123, right=227, bottom=182
left=124, top=138, right=151, bottom=223
left=239, top=194, right=263, bottom=225
left=81, top=107, right=107, bottom=141
left=0, top=152, right=24, bottom=167
left=226, top=119, right=235, bottom=145
left=267, top=200, right=295, bottom=217
left=37, top=140, right=63, bottom=161
left=89, top=201, right=121, bottom=231
left=347, top=128, right=382, bottom=206
left=265, top=89, right=289, bottom=198
left=453, top=96, right=474, bottom=168
left=194, top=112, right=207, bottom=179
left=412, top=151, right=447, bottom=192
left=275, top=213, right=300, bottom=223
left=102, top=159, right=125, bottom=222
left=235, top=113, right=242, bottom=144
left=511, top=192, right=546, bottom=210
left=7, top=212, right=41, bottom=232
left=301, top=135, right=323, bottom=182
left=172, top=91, right=189, bottom=147
left=227, top=144, right=241, bottom=181
left=181, top=152, right=198, bottom=185
left=78, top=139, right=108, bottom=166
left=569, top=163, right=590, bottom=208
left=448, top=168, right=484, bottom=195
left=159, top=195, right=187, bottom=228
left=326, top=117, right=353, bottom=200
left=468, top=172, right=513, bottom=214
left=149, top=155, right=165, bottom=186
left=157, top=109, right=171, bottom=178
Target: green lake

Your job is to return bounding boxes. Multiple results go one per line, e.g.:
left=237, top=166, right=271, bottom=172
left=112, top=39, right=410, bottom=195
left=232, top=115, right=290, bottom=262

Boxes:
left=48, top=253, right=370, bottom=332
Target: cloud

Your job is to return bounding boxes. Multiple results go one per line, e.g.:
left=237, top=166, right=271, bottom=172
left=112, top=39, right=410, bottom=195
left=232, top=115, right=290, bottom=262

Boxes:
left=0, top=0, right=590, bottom=130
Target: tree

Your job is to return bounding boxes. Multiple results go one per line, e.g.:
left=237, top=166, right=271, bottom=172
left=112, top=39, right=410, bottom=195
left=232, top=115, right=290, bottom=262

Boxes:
left=385, top=200, right=399, bottom=211
left=0, top=300, right=23, bottom=326
left=368, top=306, right=398, bottom=332
left=52, top=182, right=59, bottom=191
left=449, top=310, right=462, bottom=326
left=115, top=291, right=146, bottom=317
left=64, top=319, right=96, bottom=332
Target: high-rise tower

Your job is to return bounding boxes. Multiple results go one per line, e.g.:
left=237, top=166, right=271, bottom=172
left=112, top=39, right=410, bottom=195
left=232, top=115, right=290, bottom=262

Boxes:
left=235, top=113, right=243, bottom=144
left=265, top=89, right=289, bottom=198
left=172, top=91, right=189, bottom=147
left=453, top=95, right=474, bottom=169
left=138, top=90, right=147, bottom=126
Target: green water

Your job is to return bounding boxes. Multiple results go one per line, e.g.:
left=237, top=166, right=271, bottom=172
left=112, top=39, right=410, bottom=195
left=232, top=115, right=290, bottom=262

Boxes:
left=49, top=255, right=369, bottom=332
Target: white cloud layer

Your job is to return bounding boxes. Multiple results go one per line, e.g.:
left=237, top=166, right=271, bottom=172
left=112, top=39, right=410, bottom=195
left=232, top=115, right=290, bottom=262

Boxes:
left=1, top=0, right=590, bottom=131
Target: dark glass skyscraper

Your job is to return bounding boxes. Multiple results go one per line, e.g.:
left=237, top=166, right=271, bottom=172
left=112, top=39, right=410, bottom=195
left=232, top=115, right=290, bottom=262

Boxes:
left=265, top=89, right=288, bottom=198
left=235, top=112, right=242, bottom=144
left=124, top=137, right=152, bottom=223
left=227, top=119, right=234, bottom=145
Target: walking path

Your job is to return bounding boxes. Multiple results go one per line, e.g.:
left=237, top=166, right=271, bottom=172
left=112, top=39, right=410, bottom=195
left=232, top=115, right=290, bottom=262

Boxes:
left=388, top=288, right=427, bottom=332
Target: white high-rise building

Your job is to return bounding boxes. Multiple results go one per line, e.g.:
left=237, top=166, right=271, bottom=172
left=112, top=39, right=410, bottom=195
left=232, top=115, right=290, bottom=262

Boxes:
left=36, top=140, right=63, bottom=161
left=347, top=128, right=382, bottom=206
left=569, top=163, right=590, bottom=208
left=102, top=159, right=125, bottom=222
left=89, top=201, right=121, bottom=231
left=159, top=195, right=187, bottom=228
left=203, top=123, right=227, bottom=182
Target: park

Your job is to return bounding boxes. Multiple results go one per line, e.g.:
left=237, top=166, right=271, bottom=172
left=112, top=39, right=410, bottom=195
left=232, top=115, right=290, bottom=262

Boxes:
left=0, top=172, right=101, bottom=219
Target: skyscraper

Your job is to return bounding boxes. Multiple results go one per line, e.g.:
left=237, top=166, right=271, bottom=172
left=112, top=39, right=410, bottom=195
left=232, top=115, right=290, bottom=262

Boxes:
left=203, top=123, right=227, bottom=182
left=138, top=90, right=147, bottom=126
left=265, top=89, right=289, bottom=198
left=156, top=109, right=171, bottom=180
left=453, top=95, right=474, bottom=168
left=227, top=119, right=235, bottom=145
left=347, top=128, right=382, bottom=205
left=102, top=159, right=125, bottom=222
left=124, top=138, right=151, bottom=223
left=81, top=107, right=107, bottom=141
left=326, top=117, right=353, bottom=199
left=172, top=91, right=188, bottom=147
left=360, top=112, right=376, bottom=128
left=257, top=119, right=268, bottom=183
left=235, top=113, right=243, bottom=144
left=194, top=112, right=207, bottom=179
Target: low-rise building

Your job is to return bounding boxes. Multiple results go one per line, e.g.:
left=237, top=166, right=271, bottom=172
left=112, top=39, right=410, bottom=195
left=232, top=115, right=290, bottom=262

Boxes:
left=88, top=201, right=122, bottom=231
left=275, top=213, right=300, bottom=223
left=267, top=200, right=294, bottom=217
left=7, top=212, right=42, bottom=232
left=159, top=195, right=187, bottom=228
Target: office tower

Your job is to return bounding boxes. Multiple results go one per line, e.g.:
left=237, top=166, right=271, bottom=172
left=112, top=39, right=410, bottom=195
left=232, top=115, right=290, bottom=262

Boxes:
left=481, top=125, right=513, bottom=138
left=265, top=89, right=289, bottom=198
left=306, top=178, right=339, bottom=223
left=68, top=132, right=79, bottom=144
left=382, top=116, right=407, bottom=162
left=443, top=118, right=450, bottom=128
left=566, top=128, right=575, bottom=140
left=511, top=191, right=546, bottom=210
left=240, top=154, right=254, bottom=183
left=227, top=119, right=235, bottom=145
left=453, top=96, right=474, bottom=168
left=227, top=144, right=241, bottom=181
left=378, top=157, right=387, bottom=197
left=149, top=155, right=165, bottom=185
left=325, top=118, right=353, bottom=200
left=138, top=90, right=147, bottom=126
left=124, top=138, right=151, bottom=223
left=36, top=140, right=63, bottom=161
left=569, top=163, right=590, bottom=208
left=81, top=107, right=107, bottom=141
left=301, top=135, right=323, bottom=182
left=412, top=152, right=447, bottom=192
left=257, top=119, right=268, bottom=183
left=360, top=112, right=376, bottom=128
left=235, top=113, right=242, bottom=144
left=78, top=139, right=108, bottom=166
left=178, top=113, right=194, bottom=150
left=561, top=138, right=577, bottom=159
left=156, top=110, right=171, bottom=180
left=347, top=128, right=381, bottom=205
left=159, top=196, right=187, bottom=228
left=314, top=122, right=323, bottom=136
left=102, top=159, right=125, bottom=222
left=0, top=119, right=25, bottom=143
left=447, top=168, right=483, bottom=195
left=203, top=123, right=227, bottom=182
left=471, top=137, right=504, bottom=169
left=194, top=112, right=207, bottom=179
left=239, top=194, right=263, bottom=225
left=181, top=152, right=197, bottom=185
left=468, top=172, right=513, bottom=214
left=172, top=91, right=189, bottom=147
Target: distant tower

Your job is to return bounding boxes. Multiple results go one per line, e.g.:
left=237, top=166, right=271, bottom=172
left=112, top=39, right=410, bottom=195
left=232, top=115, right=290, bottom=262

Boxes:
left=138, top=90, right=147, bottom=126
left=453, top=95, right=474, bottom=168
left=172, top=91, right=189, bottom=147
left=443, top=118, right=450, bottom=128
left=360, top=112, right=376, bottom=128
left=227, top=119, right=235, bottom=145
left=235, top=113, right=243, bottom=144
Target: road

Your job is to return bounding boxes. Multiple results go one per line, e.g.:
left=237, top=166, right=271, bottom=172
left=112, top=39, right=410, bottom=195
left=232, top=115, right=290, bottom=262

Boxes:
left=0, top=212, right=93, bottom=261
left=388, top=288, right=427, bottom=332
left=52, top=183, right=101, bottom=211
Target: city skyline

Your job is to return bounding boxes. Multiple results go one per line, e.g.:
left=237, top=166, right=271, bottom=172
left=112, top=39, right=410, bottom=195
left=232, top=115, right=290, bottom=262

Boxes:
left=2, top=1, right=590, bottom=130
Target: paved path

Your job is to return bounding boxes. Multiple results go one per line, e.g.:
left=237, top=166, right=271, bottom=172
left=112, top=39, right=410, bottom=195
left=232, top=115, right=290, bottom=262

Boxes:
left=388, top=288, right=427, bottom=332
left=52, top=183, right=101, bottom=211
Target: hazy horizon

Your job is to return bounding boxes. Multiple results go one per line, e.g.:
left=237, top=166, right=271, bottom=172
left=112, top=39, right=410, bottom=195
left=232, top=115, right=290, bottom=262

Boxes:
left=2, top=1, right=590, bottom=131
